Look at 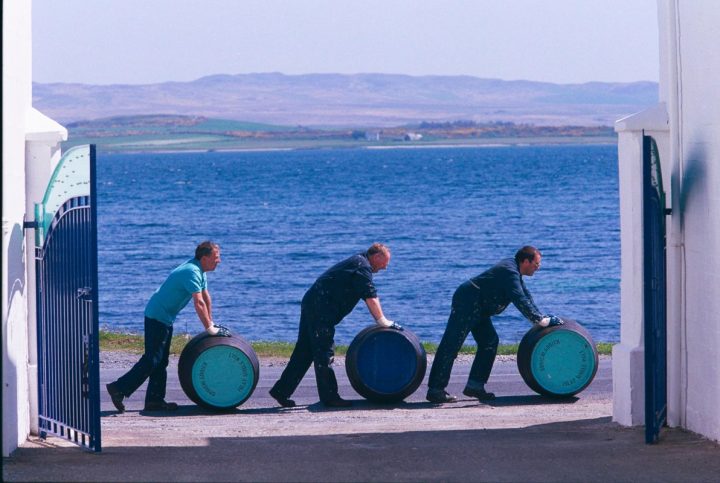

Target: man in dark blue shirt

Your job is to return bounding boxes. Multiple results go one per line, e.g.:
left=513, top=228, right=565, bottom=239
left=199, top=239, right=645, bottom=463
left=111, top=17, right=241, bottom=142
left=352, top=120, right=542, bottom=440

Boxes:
left=270, top=243, right=395, bottom=408
left=426, top=246, right=562, bottom=404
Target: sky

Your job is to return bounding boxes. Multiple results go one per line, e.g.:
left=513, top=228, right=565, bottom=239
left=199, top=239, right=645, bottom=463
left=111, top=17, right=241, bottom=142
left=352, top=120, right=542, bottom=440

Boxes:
left=32, top=0, right=660, bottom=86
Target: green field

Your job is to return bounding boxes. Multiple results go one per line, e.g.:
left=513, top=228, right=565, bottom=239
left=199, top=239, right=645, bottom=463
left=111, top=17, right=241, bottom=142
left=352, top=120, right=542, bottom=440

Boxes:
left=63, top=114, right=616, bottom=153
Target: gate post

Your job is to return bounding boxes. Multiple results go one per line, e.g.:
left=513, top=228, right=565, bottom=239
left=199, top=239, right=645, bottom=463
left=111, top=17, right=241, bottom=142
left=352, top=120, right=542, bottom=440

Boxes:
left=24, top=110, right=67, bottom=436
left=613, top=105, right=669, bottom=427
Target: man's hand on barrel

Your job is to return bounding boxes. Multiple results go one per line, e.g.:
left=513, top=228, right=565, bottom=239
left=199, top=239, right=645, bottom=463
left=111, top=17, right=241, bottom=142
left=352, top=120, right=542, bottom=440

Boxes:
left=539, top=315, right=564, bottom=327
left=548, top=316, right=564, bottom=326
left=206, top=322, right=232, bottom=336
left=376, top=316, right=395, bottom=327
left=376, top=316, right=403, bottom=330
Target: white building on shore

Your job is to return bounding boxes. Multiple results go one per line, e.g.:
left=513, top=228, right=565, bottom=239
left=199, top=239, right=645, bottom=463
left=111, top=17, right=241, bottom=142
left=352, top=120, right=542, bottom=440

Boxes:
left=613, top=0, right=720, bottom=442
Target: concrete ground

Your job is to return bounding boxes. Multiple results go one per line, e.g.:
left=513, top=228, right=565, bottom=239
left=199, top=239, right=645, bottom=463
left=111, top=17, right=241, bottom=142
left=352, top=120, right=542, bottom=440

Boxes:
left=3, top=353, right=719, bottom=482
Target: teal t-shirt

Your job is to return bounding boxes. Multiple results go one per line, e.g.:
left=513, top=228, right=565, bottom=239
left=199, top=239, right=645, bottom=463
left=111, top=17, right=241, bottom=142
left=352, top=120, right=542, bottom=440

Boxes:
left=144, top=258, right=207, bottom=325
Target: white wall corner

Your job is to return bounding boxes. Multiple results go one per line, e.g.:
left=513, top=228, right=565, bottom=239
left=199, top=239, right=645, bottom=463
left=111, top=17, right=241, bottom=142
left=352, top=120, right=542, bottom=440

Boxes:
left=25, top=107, right=67, bottom=143
left=616, top=132, right=644, bottom=348
left=612, top=343, right=645, bottom=425
left=615, top=103, right=669, bottom=133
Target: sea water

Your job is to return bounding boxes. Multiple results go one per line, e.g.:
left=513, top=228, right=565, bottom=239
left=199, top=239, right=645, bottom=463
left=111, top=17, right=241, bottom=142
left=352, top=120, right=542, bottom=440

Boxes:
left=97, top=144, right=619, bottom=344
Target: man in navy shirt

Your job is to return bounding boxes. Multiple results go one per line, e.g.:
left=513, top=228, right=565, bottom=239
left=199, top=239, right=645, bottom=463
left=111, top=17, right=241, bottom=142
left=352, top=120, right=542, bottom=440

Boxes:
left=270, top=243, right=395, bottom=408
left=426, top=246, right=562, bottom=404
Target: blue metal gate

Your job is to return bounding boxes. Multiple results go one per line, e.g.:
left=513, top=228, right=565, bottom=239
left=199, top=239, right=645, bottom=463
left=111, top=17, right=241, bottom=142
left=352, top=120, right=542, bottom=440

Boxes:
left=35, top=145, right=101, bottom=452
left=642, top=134, right=668, bottom=444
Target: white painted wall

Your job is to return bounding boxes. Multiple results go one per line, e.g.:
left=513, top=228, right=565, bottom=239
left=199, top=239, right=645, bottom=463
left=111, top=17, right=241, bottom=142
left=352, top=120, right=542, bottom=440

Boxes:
left=614, top=0, right=720, bottom=442
left=2, top=0, right=33, bottom=458
left=665, top=0, right=720, bottom=442
left=2, top=0, right=67, bottom=457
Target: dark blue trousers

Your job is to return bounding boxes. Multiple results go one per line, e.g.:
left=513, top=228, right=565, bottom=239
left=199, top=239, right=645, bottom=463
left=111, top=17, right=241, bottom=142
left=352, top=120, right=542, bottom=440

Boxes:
left=270, top=305, right=340, bottom=403
left=428, top=282, right=499, bottom=391
left=112, top=317, right=173, bottom=405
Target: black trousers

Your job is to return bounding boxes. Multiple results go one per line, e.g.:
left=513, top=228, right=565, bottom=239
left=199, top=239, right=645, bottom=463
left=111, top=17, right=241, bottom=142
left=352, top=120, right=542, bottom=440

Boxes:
left=270, top=305, right=340, bottom=403
left=112, top=317, right=173, bottom=404
left=428, top=281, right=499, bottom=391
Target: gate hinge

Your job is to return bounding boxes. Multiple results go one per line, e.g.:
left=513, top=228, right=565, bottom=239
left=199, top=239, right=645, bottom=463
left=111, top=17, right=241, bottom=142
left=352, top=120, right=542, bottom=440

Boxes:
left=23, top=220, right=38, bottom=230
left=664, top=208, right=672, bottom=215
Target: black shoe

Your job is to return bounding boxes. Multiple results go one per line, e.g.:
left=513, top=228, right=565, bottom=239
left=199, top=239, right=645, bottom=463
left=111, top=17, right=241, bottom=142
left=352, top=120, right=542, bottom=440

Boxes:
left=426, top=389, right=458, bottom=404
left=144, top=400, right=179, bottom=411
left=106, top=383, right=125, bottom=413
left=269, top=389, right=296, bottom=408
left=323, top=397, right=352, bottom=408
left=463, top=386, right=496, bottom=401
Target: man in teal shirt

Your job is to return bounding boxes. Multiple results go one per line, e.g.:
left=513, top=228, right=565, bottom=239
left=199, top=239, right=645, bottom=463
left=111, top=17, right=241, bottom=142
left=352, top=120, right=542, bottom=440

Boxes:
left=106, top=241, right=227, bottom=412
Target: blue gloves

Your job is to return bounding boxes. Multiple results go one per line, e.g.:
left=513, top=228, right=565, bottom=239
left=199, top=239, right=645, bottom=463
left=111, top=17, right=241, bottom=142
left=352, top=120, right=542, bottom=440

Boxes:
left=548, top=316, right=564, bottom=327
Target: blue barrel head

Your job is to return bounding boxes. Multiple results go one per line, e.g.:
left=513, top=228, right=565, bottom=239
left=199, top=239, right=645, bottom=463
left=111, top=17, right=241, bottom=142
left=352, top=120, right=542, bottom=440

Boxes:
left=355, top=330, right=419, bottom=394
left=190, top=345, right=256, bottom=408
left=346, top=325, right=427, bottom=402
left=529, top=329, right=597, bottom=396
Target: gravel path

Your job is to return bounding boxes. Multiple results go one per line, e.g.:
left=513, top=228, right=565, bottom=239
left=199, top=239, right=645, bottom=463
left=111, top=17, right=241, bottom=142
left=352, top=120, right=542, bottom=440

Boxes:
left=6, top=352, right=719, bottom=483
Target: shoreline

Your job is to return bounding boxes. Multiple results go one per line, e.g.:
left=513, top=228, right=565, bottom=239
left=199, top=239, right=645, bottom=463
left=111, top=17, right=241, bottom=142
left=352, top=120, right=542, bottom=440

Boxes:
left=79, top=136, right=618, bottom=155
left=99, top=330, right=617, bottom=358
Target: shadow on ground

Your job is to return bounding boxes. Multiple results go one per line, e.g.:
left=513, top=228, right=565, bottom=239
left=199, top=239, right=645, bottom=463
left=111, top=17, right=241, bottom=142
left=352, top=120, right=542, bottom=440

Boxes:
left=4, top=417, right=719, bottom=482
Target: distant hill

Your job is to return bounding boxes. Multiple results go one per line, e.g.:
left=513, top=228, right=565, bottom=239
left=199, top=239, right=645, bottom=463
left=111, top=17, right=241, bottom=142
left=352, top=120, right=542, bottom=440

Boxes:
left=33, top=72, right=658, bottom=127
left=64, top=114, right=293, bottom=135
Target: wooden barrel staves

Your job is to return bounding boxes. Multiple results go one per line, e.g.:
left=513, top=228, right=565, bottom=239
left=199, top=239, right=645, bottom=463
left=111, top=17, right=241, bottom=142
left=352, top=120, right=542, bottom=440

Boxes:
left=517, top=319, right=598, bottom=398
left=178, top=332, right=260, bottom=410
left=345, top=325, right=427, bottom=403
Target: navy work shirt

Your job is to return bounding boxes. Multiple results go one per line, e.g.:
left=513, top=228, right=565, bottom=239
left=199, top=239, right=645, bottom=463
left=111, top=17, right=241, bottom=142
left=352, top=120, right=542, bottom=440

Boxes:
left=468, top=257, right=544, bottom=323
left=303, top=253, right=378, bottom=323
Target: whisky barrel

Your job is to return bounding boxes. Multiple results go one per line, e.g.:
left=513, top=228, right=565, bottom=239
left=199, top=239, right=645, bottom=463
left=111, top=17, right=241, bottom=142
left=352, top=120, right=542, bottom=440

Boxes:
left=345, top=325, right=427, bottom=403
left=517, top=318, right=598, bottom=397
left=178, top=332, right=259, bottom=410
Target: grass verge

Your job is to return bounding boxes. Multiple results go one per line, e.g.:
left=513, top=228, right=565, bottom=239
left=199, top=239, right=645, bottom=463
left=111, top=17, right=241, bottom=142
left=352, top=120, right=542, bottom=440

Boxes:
left=100, top=330, right=614, bottom=357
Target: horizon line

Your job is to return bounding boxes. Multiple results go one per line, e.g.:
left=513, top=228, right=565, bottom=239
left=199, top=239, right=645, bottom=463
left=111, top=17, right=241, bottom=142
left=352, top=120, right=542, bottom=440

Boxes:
left=32, top=71, right=660, bottom=88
